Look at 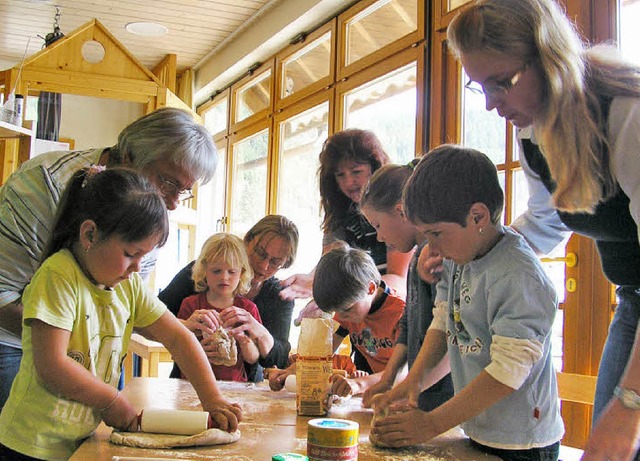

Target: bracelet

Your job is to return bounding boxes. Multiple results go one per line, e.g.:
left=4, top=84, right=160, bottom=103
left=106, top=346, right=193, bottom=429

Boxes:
left=98, top=390, right=120, bottom=413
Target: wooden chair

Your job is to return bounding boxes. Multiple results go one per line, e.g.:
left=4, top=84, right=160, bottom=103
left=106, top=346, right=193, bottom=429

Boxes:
left=556, top=371, right=597, bottom=460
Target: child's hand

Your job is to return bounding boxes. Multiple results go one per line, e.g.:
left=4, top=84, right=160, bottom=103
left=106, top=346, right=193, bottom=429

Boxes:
left=370, top=404, right=437, bottom=447
left=268, top=365, right=295, bottom=391
left=416, top=245, right=444, bottom=284
left=362, top=377, right=393, bottom=408
left=184, top=309, right=221, bottom=336
left=202, top=399, right=243, bottom=432
left=100, top=392, right=139, bottom=432
left=369, top=379, right=412, bottom=415
left=330, top=374, right=360, bottom=397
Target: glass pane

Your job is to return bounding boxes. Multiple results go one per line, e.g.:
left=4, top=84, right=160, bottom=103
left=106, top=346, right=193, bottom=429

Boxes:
left=203, top=98, right=228, bottom=136
left=281, top=32, right=332, bottom=99
left=620, top=0, right=640, bottom=65
left=343, top=61, right=417, bottom=164
left=195, top=144, right=227, bottom=251
left=498, top=170, right=506, bottom=224
left=511, top=168, right=529, bottom=224
left=276, top=102, right=330, bottom=350
left=345, top=0, right=418, bottom=66
left=230, top=129, right=269, bottom=235
left=446, top=0, right=473, bottom=13
left=461, top=70, right=506, bottom=165
left=235, top=70, right=272, bottom=123
left=155, top=223, right=194, bottom=293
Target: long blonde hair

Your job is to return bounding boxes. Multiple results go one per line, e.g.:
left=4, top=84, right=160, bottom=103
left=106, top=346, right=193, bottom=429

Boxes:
left=447, top=0, right=640, bottom=212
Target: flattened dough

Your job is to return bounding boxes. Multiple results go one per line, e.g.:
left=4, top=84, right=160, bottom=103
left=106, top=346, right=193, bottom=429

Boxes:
left=209, top=327, right=237, bottom=366
left=110, top=428, right=241, bottom=449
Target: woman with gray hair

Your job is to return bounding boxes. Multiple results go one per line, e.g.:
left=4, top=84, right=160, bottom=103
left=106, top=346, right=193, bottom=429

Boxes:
left=0, top=107, right=217, bottom=410
left=447, top=1, right=640, bottom=460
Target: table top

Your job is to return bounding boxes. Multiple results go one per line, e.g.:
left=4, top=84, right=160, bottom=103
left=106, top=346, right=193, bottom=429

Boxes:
left=70, top=377, right=498, bottom=461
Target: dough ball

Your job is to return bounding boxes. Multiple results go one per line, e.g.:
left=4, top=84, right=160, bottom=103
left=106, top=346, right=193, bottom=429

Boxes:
left=284, top=374, right=297, bottom=393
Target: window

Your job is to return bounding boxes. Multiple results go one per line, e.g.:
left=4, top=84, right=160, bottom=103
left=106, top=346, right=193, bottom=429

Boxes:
left=342, top=61, right=418, bottom=164
left=229, top=127, right=270, bottom=235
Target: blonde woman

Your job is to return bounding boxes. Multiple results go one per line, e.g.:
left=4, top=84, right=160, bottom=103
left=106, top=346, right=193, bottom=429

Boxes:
left=447, top=1, right=640, bottom=460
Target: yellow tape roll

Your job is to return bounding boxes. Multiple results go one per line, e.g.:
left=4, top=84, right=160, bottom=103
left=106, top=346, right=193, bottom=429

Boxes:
left=307, top=418, right=359, bottom=461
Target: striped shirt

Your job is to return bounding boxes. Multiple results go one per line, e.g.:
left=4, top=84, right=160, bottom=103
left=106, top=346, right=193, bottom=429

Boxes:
left=0, top=148, right=157, bottom=347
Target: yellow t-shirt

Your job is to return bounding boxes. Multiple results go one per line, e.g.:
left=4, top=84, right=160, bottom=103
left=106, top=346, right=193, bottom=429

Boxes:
left=0, top=249, right=166, bottom=460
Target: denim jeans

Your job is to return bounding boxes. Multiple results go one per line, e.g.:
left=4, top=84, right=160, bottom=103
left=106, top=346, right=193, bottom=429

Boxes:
left=0, top=344, right=21, bottom=411
left=593, top=286, right=640, bottom=460
left=471, top=440, right=560, bottom=461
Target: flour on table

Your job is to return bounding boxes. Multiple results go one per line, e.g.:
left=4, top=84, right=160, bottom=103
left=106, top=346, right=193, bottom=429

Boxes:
left=109, top=428, right=240, bottom=449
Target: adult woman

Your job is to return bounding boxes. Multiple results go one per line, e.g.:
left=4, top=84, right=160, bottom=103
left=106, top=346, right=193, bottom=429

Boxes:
left=0, top=107, right=217, bottom=410
left=159, top=215, right=299, bottom=381
left=447, top=1, right=640, bottom=460
left=280, top=129, right=412, bottom=314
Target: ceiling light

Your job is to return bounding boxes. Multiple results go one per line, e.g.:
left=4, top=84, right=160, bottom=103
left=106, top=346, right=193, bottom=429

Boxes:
left=125, top=22, right=168, bottom=37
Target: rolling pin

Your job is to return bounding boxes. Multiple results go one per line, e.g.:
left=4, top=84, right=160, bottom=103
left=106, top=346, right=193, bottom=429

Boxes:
left=137, top=409, right=214, bottom=435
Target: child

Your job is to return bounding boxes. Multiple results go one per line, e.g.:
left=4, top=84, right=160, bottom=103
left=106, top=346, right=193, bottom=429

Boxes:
left=177, top=233, right=261, bottom=382
left=359, top=161, right=454, bottom=412
left=370, top=145, right=564, bottom=461
left=312, top=245, right=405, bottom=398
left=0, top=167, right=241, bottom=461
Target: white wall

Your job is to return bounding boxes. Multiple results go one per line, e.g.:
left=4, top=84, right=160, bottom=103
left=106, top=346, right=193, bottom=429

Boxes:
left=59, top=94, right=143, bottom=149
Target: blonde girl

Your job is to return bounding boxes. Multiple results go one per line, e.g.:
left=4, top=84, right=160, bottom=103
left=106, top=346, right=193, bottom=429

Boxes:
left=178, top=233, right=262, bottom=382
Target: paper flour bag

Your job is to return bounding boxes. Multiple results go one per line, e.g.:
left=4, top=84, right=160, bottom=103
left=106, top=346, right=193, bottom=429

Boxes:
left=296, top=318, right=333, bottom=415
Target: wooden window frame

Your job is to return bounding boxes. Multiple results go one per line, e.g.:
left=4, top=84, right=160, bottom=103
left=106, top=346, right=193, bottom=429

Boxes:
left=272, top=88, right=334, bottom=213
left=197, top=87, right=231, bottom=142
left=334, top=45, right=425, bottom=155
left=274, top=20, right=337, bottom=112
left=337, top=0, right=425, bottom=81
left=227, top=118, right=273, bottom=234
left=229, top=60, right=275, bottom=134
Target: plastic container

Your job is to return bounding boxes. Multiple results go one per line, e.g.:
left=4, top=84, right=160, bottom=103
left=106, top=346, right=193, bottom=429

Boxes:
left=13, top=94, right=24, bottom=126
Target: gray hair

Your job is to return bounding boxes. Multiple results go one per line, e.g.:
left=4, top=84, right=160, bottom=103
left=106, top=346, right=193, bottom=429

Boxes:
left=112, top=107, right=217, bottom=184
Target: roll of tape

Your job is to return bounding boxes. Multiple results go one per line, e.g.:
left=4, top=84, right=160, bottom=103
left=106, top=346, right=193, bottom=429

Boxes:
left=307, top=418, right=358, bottom=461
left=139, top=409, right=211, bottom=435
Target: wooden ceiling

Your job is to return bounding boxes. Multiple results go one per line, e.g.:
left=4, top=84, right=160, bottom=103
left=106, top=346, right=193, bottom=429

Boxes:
left=0, top=0, right=276, bottom=74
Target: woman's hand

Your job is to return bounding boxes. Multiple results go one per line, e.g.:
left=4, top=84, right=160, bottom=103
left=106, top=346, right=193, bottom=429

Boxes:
left=183, top=309, right=221, bottom=335
left=582, top=398, right=640, bottom=461
left=202, top=399, right=243, bottom=433
left=221, top=306, right=267, bottom=340
left=279, top=273, right=314, bottom=301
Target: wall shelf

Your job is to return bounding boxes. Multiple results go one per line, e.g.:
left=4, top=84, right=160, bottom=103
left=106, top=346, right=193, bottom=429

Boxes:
left=0, top=120, right=33, bottom=138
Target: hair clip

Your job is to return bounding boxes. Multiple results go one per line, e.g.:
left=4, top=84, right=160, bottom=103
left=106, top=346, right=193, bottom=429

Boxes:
left=82, top=164, right=107, bottom=188
left=407, top=160, right=417, bottom=170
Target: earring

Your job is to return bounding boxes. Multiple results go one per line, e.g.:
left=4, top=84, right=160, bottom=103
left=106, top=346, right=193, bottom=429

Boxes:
left=479, top=228, right=485, bottom=235
left=85, top=245, right=91, bottom=253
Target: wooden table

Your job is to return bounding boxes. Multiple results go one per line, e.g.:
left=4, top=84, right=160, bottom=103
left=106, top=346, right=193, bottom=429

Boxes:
left=71, top=378, right=499, bottom=461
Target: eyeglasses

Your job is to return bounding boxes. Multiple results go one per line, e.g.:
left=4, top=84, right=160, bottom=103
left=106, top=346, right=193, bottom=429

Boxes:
left=252, top=245, right=285, bottom=270
left=465, top=64, right=528, bottom=98
left=157, top=174, right=194, bottom=201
